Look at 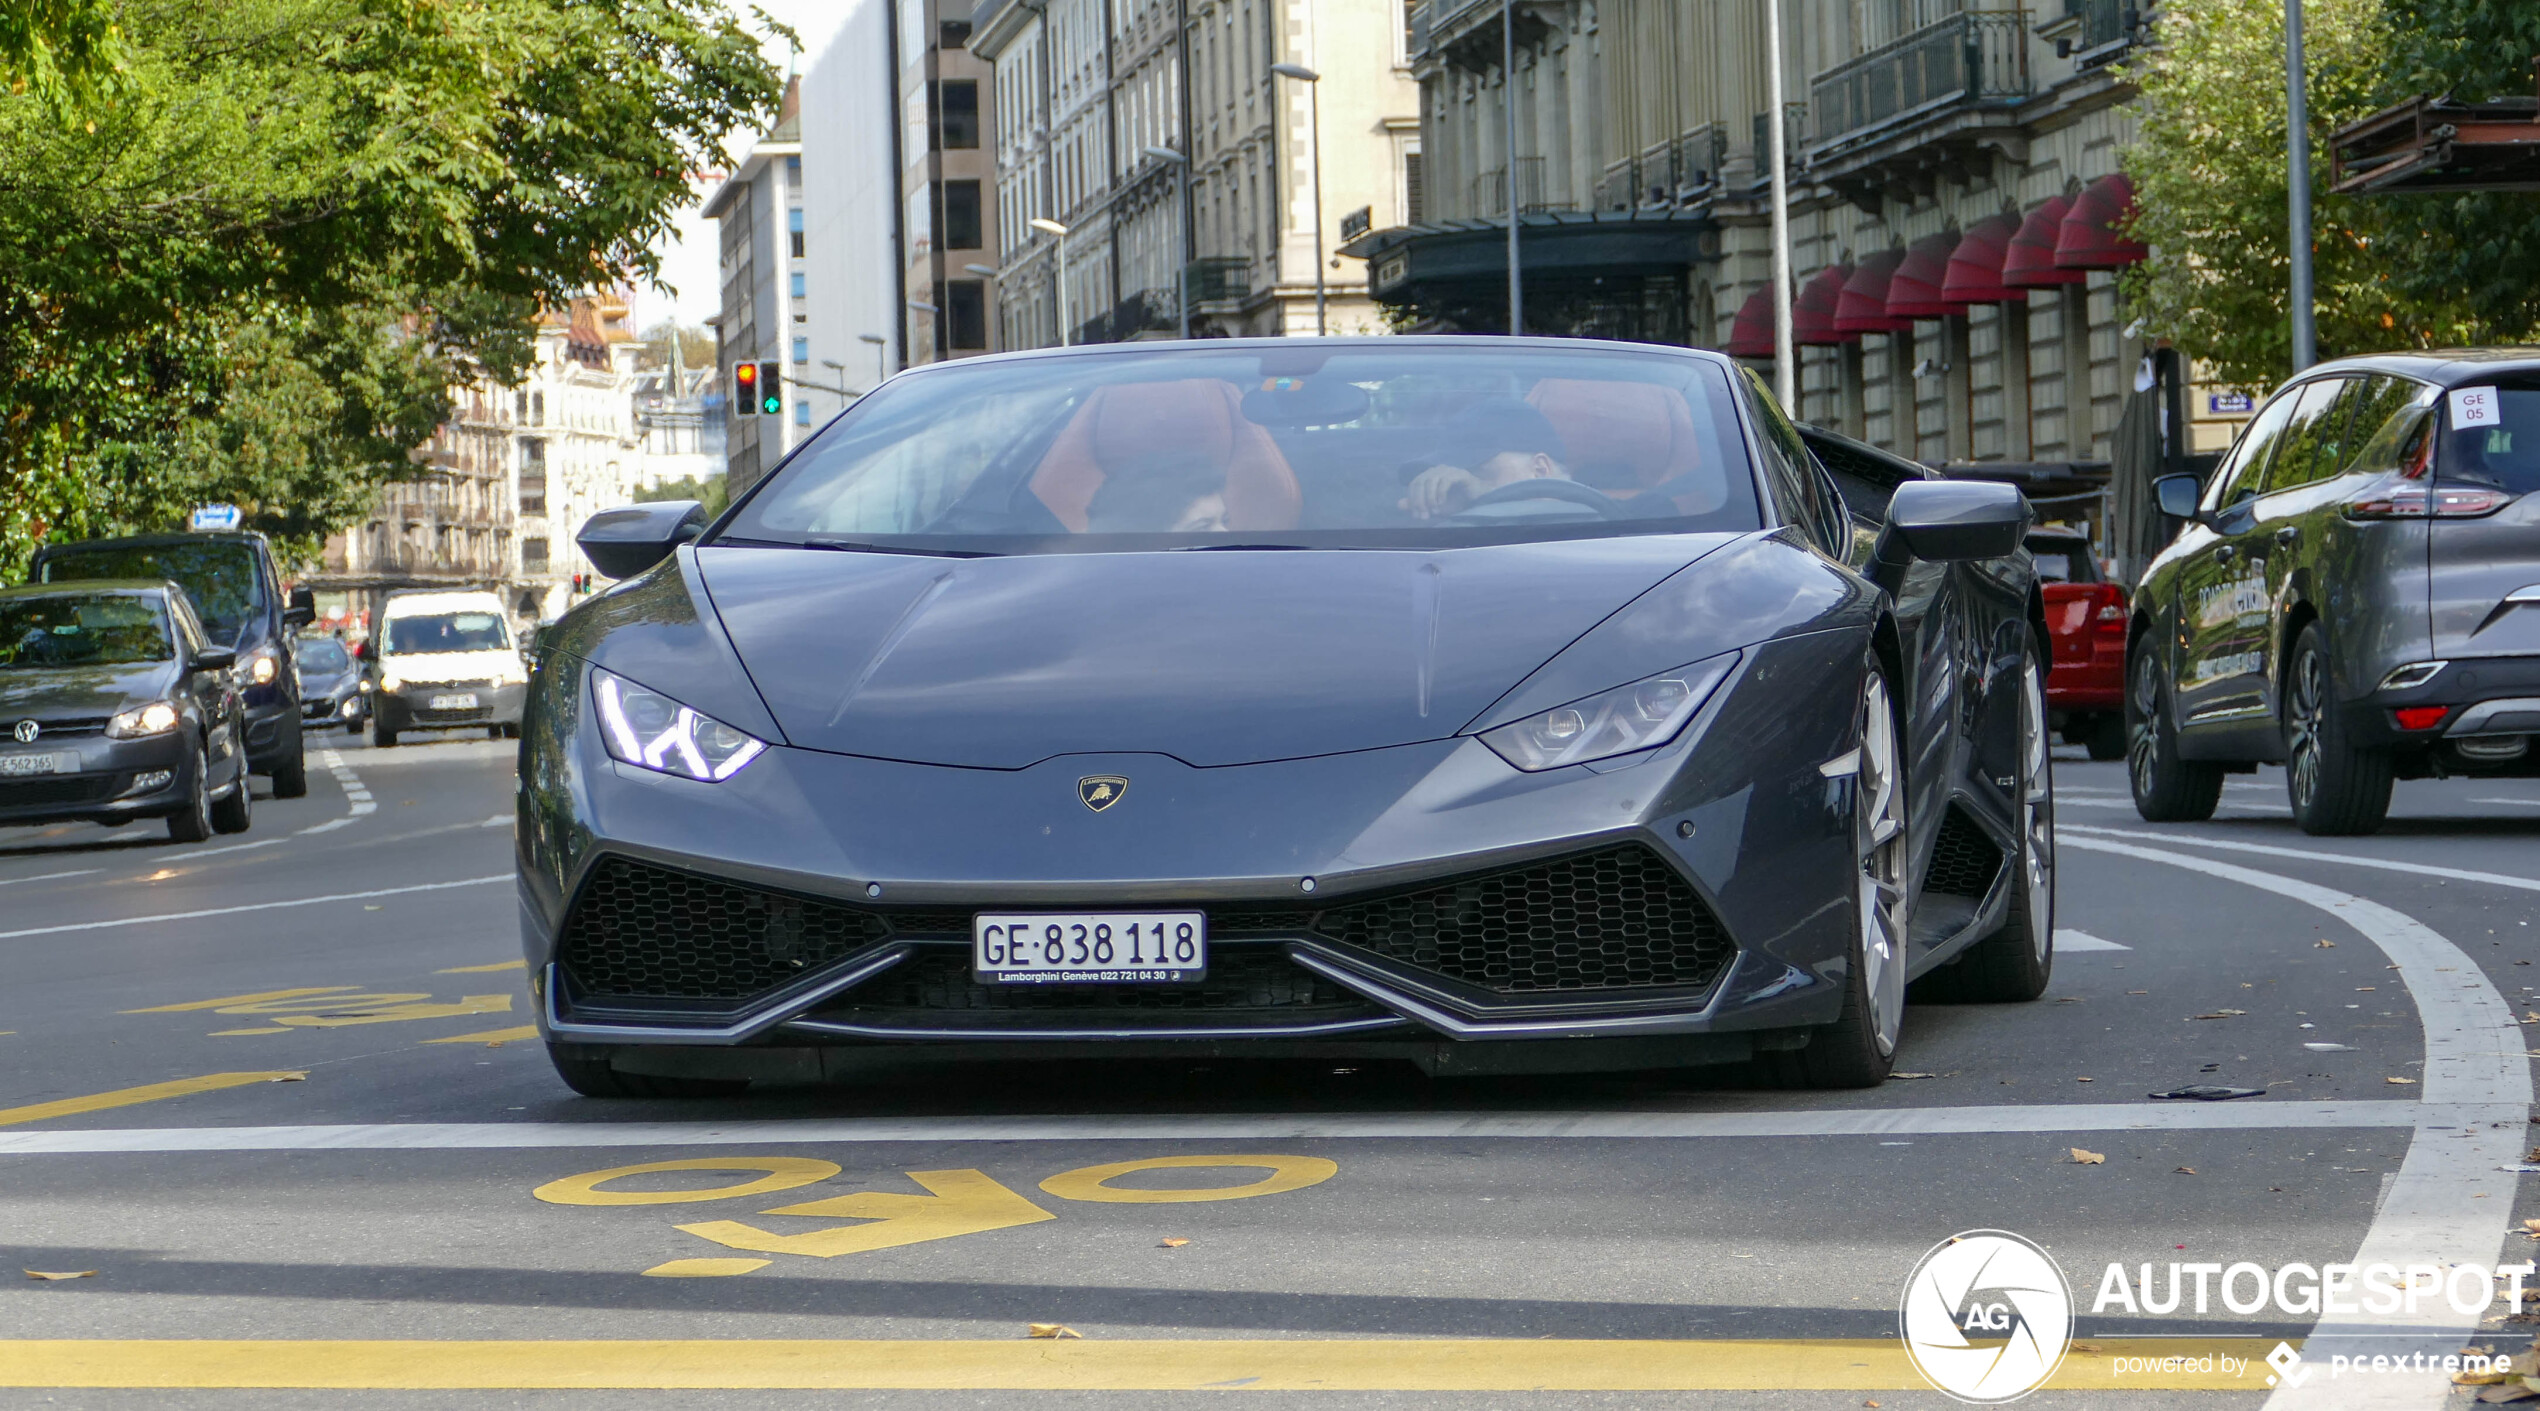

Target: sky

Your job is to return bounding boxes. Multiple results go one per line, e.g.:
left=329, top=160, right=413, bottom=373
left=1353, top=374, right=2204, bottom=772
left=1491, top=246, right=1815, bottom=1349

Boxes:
left=633, top=0, right=854, bottom=334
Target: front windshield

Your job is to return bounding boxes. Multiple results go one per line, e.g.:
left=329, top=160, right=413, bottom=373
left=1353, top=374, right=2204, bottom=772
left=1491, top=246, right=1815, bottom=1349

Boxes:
left=718, top=344, right=1762, bottom=552
left=385, top=612, right=512, bottom=655
left=38, top=541, right=265, bottom=642
left=0, top=594, right=173, bottom=670
left=298, top=638, right=351, bottom=673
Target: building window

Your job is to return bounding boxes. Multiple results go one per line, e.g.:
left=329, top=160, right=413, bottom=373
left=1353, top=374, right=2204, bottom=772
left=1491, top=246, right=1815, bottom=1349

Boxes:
left=785, top=155, right=800, bottom=180
left=792, top=336, right=809, bottom=363
left=790, top=271, right=806, bottom=299
left=938, top=79, right=980, bottom=148
left=943, top=180, right=983, bottom=249
left=522, top=537, right=550, bottom=573
left=947, top=280, right=987, bottom=350
left=1404, top=150, right=1425, bottom=223
left=794, top=399, right=811, bottom=426
left=788, top=206, right=804, bottom=259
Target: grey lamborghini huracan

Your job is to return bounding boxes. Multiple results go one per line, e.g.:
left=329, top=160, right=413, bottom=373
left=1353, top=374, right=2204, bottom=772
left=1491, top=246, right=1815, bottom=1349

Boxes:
left=516, top=338, right=2051, bottom=1097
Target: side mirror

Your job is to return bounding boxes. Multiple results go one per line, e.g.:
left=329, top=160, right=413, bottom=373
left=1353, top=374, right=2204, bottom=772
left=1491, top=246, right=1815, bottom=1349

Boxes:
left=282, top=586, right=316, bottom=629
left=1866, top=480, right=2031, bottom=592
left=191, top=647, right=237, bottom=673
left=2154, top=473, right=2205, bottom=522
left=577, top=501, right=706, bottom=580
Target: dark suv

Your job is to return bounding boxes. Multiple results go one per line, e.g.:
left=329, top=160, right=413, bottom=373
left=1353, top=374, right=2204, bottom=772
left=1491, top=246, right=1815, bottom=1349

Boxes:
left=2128, top=350, right=2540, bottom=834
left=30, top=532, right=314, bottom=797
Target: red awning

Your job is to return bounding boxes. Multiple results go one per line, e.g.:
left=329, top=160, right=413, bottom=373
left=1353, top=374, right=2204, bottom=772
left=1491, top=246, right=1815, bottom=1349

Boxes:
left=1793, top=264, right=1858, bottom=346
left=1884, top=231, right=1965, bottom=318
left=2002, top=195, right=2085, bottom=288
left=1723, top=284, right=1775, bottom=357
left=2055, top=172, right=2148, bottom=270
left=1833, top=249, right=1913, bottom=335
left=1939, top=214, right=2023, bottom=304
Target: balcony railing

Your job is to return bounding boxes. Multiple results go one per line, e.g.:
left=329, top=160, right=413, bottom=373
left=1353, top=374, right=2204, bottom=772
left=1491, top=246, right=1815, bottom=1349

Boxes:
left=1751, top=104, right=1808, bottom=185
left=2065, top=0, right=2138, bottom=57
left=1597, top=124, right=1728, bottom=211
left=1185, top=256, right=1250, bottom=305
left=1809, top=10, right=2030, bottom=155
left=1471, top=157, right=1574, bottom=216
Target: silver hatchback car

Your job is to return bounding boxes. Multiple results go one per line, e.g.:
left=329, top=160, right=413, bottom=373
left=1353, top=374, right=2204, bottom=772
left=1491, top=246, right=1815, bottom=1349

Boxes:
left=2127, top=350, right=2540, bottom=834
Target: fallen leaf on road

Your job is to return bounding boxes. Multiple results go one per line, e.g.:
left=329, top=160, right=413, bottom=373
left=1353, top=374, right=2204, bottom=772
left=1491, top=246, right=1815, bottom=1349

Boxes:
left=2175, top=1166, right=2198, bottom=1175
left=2070, top=1148, right=2106, bottom=1165
left=2475, top=1385, right=2540, bottom=1402
left=2054, top=996, right=2081, bottom=1003
left=1887, top=1072, right=1940, bottom=1080
left=2358, top=987, right=2377, bottom=992
left=2316, top=939, right=2336, bottom=948
left=2305, top=1043, right=2357, bottom=1052
left=2128, top=990, right=2148, bottom=995
left=2149, top=1085, right=2265, bottom=1100
left=2521, top=1219, right=2540, bottom=1238
left=2388, top=1077, right=2419, bottom=1085
left=1027, top=1324, right=1081, bottom=1340
left=1159, top=1238, right=1189, bottom=1248
left=2072, top=1342, right=2103, bottom=1353
left=268, top=1072, right=306, bottom=1082
left=2077, top=1077, right=2094, bottom=1082
left=23, top=1270, right=93, bottom=1280
left=2193, top=1009, right=2248, bottom=1020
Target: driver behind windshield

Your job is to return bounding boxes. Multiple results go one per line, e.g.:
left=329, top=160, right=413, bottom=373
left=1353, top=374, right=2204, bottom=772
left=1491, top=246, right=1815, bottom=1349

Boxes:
left=1401, top=399, right=1572, bottom=520
left=1084, top=451, right=1232, bottom=534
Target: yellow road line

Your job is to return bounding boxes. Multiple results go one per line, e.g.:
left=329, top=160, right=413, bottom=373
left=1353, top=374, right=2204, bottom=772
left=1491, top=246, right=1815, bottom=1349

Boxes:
left=0, top=1339, right=2287, bottom=1390
left=435, top=960, right=526, bottom=974
left=124, top=988, right=351, bottom=1014
left=421, top=1025, right=539, bottom=1045
left=0, top=1073, right=304, bottom=1129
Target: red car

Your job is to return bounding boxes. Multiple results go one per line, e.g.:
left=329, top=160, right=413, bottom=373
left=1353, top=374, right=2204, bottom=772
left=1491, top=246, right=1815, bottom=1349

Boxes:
left=2030, top=528, right=2128, bottom=759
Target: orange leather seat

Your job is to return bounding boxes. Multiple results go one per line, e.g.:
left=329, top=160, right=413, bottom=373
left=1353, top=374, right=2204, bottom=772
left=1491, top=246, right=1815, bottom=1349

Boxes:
left=1029, top=380, right=1303, bottom=532
left=1526, top=379, right=1723, bottom=512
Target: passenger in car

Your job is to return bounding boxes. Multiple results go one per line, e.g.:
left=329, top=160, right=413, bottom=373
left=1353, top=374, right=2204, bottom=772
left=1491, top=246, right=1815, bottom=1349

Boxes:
left=1400, top=399, right=1574, bottom=519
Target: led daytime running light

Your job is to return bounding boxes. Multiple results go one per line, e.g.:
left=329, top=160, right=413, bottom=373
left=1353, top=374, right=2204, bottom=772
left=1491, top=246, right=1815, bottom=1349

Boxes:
left=591, top=668, right=766, bottom=782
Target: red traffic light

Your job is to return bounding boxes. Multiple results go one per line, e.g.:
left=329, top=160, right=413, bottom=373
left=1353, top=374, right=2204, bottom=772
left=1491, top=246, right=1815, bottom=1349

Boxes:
left=734, top=362, right=759, bottom=395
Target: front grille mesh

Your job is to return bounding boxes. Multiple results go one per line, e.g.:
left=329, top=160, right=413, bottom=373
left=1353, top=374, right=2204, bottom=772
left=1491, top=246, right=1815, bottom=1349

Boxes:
left=1313, top=845, right=1731, bottom=996
left=824, top=948, right=1376, bottom=1022
left=1923, top=806, right=2003, bottom=899
left=560, top=858, right=888, bottom=1001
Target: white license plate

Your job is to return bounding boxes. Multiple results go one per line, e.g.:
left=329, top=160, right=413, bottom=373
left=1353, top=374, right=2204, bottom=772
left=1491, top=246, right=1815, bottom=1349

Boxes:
left=0, top=753, right=70, bottom=777
left=429, top=692, right=479, bottom=710
left=974, top=912, right=1206, bottom=984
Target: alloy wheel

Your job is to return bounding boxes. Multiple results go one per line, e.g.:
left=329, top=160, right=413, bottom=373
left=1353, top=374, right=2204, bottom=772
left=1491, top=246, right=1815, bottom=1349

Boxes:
left=2287, top=645, right=2326, bottom=812
left=2127, top=649, right=2164, bottom=801
left=1856, top=674, right=1909, bottom=1056
left=2018, top=661, right=2054, bottom=961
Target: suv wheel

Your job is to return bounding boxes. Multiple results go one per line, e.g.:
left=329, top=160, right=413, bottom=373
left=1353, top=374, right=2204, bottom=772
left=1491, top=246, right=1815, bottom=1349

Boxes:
left=2127, top=639, right=2222, bottom=822
left=209, top=761, right=253, bottom=834
left=167, top=745, right=214, bottom=843
left=2284, top=622, right=2393, bottom=835
left=270, top=732, right=308, bottom=798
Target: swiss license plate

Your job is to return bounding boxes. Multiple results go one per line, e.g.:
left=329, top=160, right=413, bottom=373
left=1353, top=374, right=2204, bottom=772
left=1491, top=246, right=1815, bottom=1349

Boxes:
left=429, top=692, right=479, bottom=710
left=974, top=912, right=1206, bottom=984
left=0, top=752, right=70, bottom=777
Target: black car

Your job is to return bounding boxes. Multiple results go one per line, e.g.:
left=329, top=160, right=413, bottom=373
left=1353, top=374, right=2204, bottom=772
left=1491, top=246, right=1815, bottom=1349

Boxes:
left=30, top=531, right=314, bottom=797
left=0, top=581, right=254, bottom=841
left=2131, top=350, right=2540, bottom=833
left=295, top=635, right=370, bottom=732
left=518, top=338, right=2049, bottom=1098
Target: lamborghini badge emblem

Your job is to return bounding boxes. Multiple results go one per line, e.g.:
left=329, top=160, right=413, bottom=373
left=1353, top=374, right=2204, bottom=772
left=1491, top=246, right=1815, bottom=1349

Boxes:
left=1078, top=775, right=1129, bottom=812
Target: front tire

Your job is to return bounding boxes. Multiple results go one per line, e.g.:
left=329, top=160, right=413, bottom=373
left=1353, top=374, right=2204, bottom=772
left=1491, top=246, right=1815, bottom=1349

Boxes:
left=2083, top=712, right=2127, bottom=762
left=209, top=762, right=253, bottom=834
left=1916, top=650, right=2054, bottom=1002
left=167, top=745, right=213, bottom=843
left=546, top=1045, right=751, bottom=1099
left=373, top=719, right=399, bottom=748
left=2127, top=636, right=2222, bottom=821
left=1775, top=658, right=1908, bottom=1089
left=270, top=730, right=308, bottom=798
left=2284, top=623, right=2393, bottom=835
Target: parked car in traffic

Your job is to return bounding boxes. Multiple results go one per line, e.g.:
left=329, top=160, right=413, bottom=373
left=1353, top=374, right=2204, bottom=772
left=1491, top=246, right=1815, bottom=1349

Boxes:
left=2029, top=527, right=2129, bottom=760
left=29, top=531, right=312, bottom=797
left=370, top=590, right=527, bottom=747
left=2129, top=350, right=2540, bottom=833
left=295, top=634, right=370, bottom=732
left=520, top=337, right=2050, bottom=1099
left=0, top=581, right=254, bottom=841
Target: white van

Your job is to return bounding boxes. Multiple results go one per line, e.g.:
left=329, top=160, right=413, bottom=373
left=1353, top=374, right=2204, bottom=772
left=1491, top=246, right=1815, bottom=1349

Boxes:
left=369, top=590, right=527, bottom=747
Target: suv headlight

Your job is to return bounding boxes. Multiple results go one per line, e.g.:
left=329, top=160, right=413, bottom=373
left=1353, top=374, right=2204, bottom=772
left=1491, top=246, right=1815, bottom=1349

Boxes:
left=1477, top=653, right=1738, bottom=772
left=245, top=645, right=280, bottom=685
left=107, top=701, right=181, bottom=739
left=591, top=666, right=767, bottom=781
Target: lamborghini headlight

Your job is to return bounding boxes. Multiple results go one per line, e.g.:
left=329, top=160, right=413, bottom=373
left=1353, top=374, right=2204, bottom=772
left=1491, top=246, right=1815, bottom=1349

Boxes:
left=107, top=700, right=182, bottom=739
left=1477, top=653, right=1738, bottom=772
left=591, top=666, right=767, bottom=781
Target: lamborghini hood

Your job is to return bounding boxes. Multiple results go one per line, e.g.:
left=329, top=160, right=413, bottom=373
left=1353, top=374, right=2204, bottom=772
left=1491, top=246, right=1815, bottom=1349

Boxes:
left=695, top=538, right=1735, bottom=768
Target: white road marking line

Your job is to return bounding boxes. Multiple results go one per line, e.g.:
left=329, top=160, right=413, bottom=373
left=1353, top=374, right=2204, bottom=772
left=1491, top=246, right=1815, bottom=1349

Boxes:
left=181, top=837, right=290, bottom=859
left=2059, top=834, right=2529, bottom=1411
left=2052, top=797, right=2138, bottom=808
left=2052, top=929, right=2129, bottom=952
left=2470, top=797, right=2540, bottom=808
left=0, top=876, right=509, bottom=941
left=301, top=749, right=375, bottom=833
left=0, top=869, right=100, bottom=888
left=480, top=813, right=510, bottom=828
left=2063, top=822, right=2540, bottom=895
left=0, top=1100, right=2444, bottom=1155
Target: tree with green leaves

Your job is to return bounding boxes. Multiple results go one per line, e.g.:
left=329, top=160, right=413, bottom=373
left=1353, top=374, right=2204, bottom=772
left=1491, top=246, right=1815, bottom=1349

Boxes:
left=2124, top=0, right=2540, bottom=390
left=0, top=0, right=787, bottom=575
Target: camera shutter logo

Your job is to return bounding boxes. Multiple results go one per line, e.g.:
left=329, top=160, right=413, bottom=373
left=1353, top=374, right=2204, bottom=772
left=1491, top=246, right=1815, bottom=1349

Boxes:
left=10, top=720, right=36, bottom=744
left=1899, top=1229, right=2073, bottom=1403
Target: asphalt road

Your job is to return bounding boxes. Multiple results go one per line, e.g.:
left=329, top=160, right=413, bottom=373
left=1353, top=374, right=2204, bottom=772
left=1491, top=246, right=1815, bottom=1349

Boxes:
left=1, top=727, right=2536, bottom=1409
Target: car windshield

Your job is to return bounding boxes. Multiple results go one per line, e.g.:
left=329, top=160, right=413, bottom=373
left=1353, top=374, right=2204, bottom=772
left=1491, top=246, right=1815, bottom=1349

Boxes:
left=718, top=344, right=1762, bottom=552
left=298, top=638, right=351, bottom=673
left=0, top=594, right=173, bottom=669
left=386, top=612, right=511, bottom=654
left=37, top=541, right=264, bottom=643
left=2444, top=384, right=2540, bottom=494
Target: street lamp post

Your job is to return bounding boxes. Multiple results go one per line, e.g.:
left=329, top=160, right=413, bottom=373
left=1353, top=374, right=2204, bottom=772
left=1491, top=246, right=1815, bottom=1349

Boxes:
left=1029, top=216, right=1072, bottom=346
left=1268, top=63, right=1326, bottom=336
left=857, top=332, right=888, bottom=389
left=1501, top=0, right=1521, bottom=335
left=1763, top=0, right=1795, bottom=408
left=1142, top=145, right=1191, bottom=340
left=2285, top=0, right=2316, bottom=370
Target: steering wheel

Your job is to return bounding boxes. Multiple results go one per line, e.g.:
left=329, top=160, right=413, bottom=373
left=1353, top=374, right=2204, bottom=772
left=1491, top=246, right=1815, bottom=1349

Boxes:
left=1452, top=478, right=1628, bottom=521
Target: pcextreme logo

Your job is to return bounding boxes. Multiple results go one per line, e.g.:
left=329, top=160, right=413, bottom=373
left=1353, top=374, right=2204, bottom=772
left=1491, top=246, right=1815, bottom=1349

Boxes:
left=1899, top=1230, right=2074, bottom=1403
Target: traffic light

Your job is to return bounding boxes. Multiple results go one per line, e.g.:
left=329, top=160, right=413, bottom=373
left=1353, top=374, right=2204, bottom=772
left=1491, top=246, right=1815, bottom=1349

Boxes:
left=755, top=361, right=782, bottom=415
left=733, top=360, right=759, bottom=409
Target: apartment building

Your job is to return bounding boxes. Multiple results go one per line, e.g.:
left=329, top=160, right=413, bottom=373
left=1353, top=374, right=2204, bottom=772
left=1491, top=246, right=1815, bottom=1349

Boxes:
left=701, top=80, right=809, bottom=493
